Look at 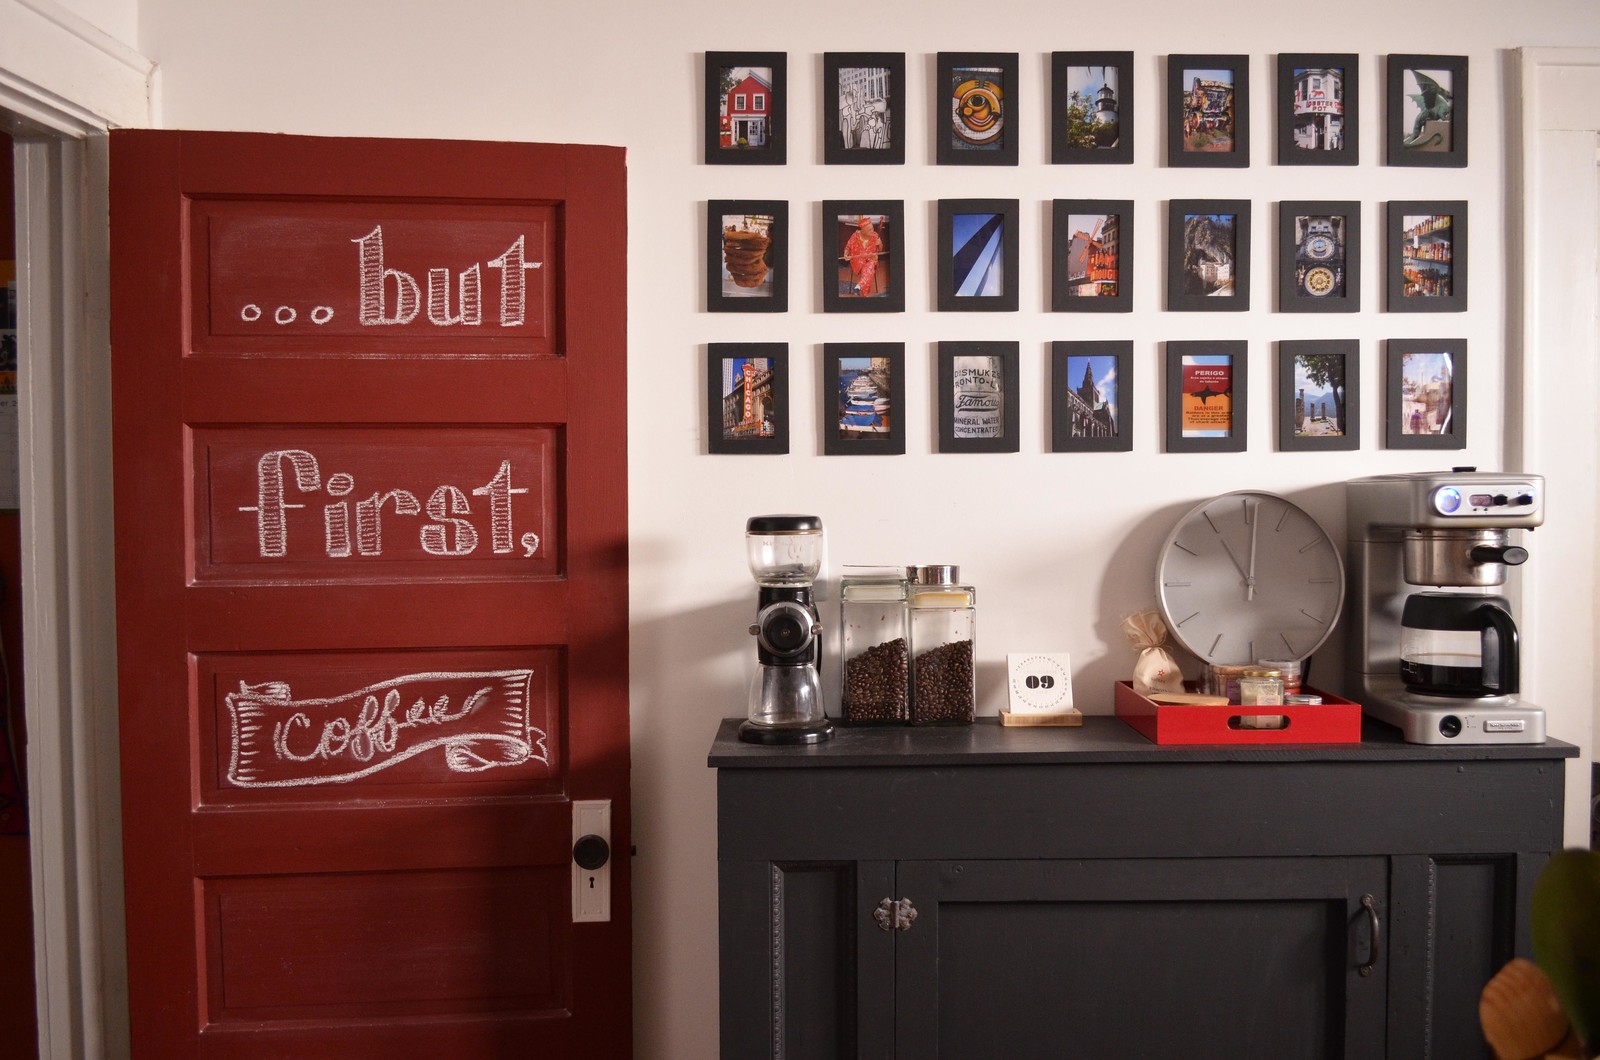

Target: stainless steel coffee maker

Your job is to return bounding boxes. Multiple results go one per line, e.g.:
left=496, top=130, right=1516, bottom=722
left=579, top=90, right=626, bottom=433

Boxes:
left=1346, top=469, right=1546, bottom=744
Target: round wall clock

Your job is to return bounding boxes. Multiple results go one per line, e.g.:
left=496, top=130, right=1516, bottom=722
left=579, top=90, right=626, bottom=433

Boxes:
left=1156, top=491, right=1345, bottom=665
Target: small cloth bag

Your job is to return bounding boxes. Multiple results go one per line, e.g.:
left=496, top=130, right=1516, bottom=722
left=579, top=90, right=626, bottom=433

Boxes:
left=1121, top=611, right=1185, bottom=695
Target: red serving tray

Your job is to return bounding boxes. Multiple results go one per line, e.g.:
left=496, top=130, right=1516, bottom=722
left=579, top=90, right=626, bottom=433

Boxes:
left=1114, top=680, right=1362, bottom=745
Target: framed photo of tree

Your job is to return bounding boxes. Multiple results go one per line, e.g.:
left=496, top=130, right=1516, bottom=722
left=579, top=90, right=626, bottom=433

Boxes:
left=1052, top=340, right=1133, bottom=452
left=1052, top=199, right=1133, bottom=312
left=1276, top=54, right=1358, bottom=166
left=1051, top=52, right=1134, bottom=165
left=822, top=343, right=905, bottom=455
left=704, top=52, right=787, bottom=165
left=1278, top=340, right=1359, bottom=452
left=1386, top=54, right=1467, bottom=168
left=823, top=52, right=906, bottom=165
left=1167, top=54, right=1250, bottom=168
left=1278, top=200, right=1360, bottom=313
left=707, top=343, right=789, bottom=454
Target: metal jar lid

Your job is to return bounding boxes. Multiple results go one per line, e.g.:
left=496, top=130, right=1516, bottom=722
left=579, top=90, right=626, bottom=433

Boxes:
left=747, top=514, right=822, bottom=534
left=1242, top=667, right=1283, bottom=678
left=907, top=564, right=960, bottom=585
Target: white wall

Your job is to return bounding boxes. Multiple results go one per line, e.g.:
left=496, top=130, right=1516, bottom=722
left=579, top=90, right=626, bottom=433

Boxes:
left=132, top=2, right=1600, bottom=1056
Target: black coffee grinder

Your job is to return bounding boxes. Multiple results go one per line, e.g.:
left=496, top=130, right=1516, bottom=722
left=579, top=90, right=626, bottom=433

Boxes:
left=740, top=515, right=833, bottom=745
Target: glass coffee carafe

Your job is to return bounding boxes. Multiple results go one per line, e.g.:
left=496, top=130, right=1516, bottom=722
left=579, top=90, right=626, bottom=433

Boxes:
left=1398, top=591, right=1520, bottom=698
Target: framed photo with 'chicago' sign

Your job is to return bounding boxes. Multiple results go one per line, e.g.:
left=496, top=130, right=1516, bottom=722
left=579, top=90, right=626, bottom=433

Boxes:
left=708, top=343, right=788, bottom=454
left=705, top=52, right=787, bottom=165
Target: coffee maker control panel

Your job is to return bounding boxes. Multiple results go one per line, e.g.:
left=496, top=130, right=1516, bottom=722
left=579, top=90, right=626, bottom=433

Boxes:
left=1430, top=482, right=1539, bottom=518
left=1348, top=470, right=1545, bottom=533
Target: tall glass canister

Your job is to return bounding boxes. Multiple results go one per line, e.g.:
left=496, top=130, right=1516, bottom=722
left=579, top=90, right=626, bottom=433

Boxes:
left=839, top=569, right=910, bottom=724
left=908, top=565, right=976, bottom=724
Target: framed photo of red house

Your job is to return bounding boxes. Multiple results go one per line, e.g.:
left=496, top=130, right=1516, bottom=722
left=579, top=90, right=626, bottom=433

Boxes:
left=937, top=52, right=1019, bottom=166
left=705, top=52, right=787, bottom=165
left=1165, top=340, right=1247, bottom=453
left=707, top=200, right=788, bottom=313
left=1052, top=199, right=1133, bottom=312
left=1386, top=54, right=1467, bottom=168
left=1278, top=200, right=1360, bottom=313
left=1385, top=338, right=1466, bottom=449
left=821, top=200, right=904, bottom=313
left=1167, top=54, right=1250, bottom=168
left=822, top=343, right=906, bottom=456
left=1385, top=200, right=1467, bottom=312
left=707, top=343, right=789, bottom=454
left=1276, top=54, right=1359, bottom=166
left=1051, top=51, right=1134, bottom=165
left=823, top=52, right=906, bottom=166
left=1052, top=340, right=1133, bottom=453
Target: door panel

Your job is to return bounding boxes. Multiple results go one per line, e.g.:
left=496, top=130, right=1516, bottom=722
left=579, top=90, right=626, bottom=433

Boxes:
left=110, top=130, right=628, bottom=1057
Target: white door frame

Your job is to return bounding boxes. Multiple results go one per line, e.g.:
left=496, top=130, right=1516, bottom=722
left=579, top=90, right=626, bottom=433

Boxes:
left=2, top=3, right=150, bottom=1054
left=1514, top=47, right=1600, bottom=846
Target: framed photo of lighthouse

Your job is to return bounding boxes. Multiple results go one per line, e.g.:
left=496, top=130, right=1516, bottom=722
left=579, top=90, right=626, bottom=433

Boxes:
left=823, top=52, right=906, bottom=165
left=1052, top=199, right=1133, bottom=312
left=704, top=51, right=787, bottom=165
left=1167, top=54, right=1250, bottom=168
left=706, top=199, right=788, bottom=313
left=1278, top=339, right=1360, bottom=452
left=822, top=343, right=906, bottom=456
left=707, top=343, right=789, bottom=455
left=1386, top=54, right=1467, bottom=168
left=821, top=200, right=904, bottom=313
left=1051, top=52, right=1134, bottom=165
left=1052, top=341, right=1133, bottom=453
left=1276, top=54, right=1359, bottom=166
left=936, top=52, right=1019, bottom=166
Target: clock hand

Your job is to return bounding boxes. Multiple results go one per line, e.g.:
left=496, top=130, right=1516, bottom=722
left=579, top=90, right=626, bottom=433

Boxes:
left=1218, top=536, right=1251, bottom=585
left=1245, top=499, right=1259, bottom=601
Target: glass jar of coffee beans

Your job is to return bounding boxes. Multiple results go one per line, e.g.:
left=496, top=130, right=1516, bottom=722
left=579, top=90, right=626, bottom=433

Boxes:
left=908, top=565, right=976, bottom=724
left=839, top=569, right=910, bottom=724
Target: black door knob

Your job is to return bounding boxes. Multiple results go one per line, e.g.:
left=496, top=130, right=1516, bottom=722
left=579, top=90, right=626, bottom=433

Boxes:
left=573, top=833, right=611, bottom=871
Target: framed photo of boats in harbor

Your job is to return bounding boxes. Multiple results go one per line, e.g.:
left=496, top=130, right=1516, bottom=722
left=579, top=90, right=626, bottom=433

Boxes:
left=1386, top=54, right=1467, bottom=168
left=1385, top=200, right=1466, bottom=312
left=823, top=343, right=905, bottom=456
left=938, top=341, right=1019, bottom=453
left=1278, top=339, right=1359, bottom=452
left=1278, top=200, right=1360, bottom=313
left=707, top=200, right=788, bottom=313
left=1165, top=340, right=1247, bottom=454
left=707, top=343, right=789, bottom=455
left=1052, top=199, right=1133, bottom=312
left=1052, top=341, right=1132, bottom=453
left=705, top=51, right=787, bottom=165
left=824, top=52, right=906, bottom=165
left=1276, top=54, right=1358, bottom=166
left=1051, top=51, right=1134, bottom=165
left=821, top=200, right=904, bottom=313
left=1386, top=338, right=1466, bottom=450
left=1167, top=54, right=1249, bottom=168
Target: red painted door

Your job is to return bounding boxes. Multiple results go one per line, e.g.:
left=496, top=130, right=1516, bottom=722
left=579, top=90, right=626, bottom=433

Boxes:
left=109, top=130, right=629, bottom=1057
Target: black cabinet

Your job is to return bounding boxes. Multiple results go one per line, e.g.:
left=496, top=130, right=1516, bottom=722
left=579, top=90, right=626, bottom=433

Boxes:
left=709, top=717, right=1576, bottom=1059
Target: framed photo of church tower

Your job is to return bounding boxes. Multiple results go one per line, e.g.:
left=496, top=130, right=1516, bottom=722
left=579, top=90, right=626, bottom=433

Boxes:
left=1052, top=341, right=1133, bottom=453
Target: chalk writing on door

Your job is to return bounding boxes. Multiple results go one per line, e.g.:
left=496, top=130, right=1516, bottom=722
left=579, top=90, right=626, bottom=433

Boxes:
left=224, top=670, right=548, bottom=787
left=238, top=449, right=539, bottom=560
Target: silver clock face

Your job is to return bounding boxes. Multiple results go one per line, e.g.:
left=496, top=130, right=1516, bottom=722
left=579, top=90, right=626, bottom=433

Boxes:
left=1156, top=491, right=1345, bottom=665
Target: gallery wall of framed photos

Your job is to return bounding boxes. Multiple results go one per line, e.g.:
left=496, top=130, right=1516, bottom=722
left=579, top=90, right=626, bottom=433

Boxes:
left=701, top=49, right=1473, bottom=458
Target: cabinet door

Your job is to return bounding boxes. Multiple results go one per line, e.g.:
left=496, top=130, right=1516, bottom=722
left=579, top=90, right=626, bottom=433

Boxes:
left=895, top=857, right=1387, bottom=1059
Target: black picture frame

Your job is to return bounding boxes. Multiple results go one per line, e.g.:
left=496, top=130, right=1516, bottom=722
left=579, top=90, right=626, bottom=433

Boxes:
left=936, top=52, right=1019, bottom=166
left=1165, top=340, right=1247, bottom=453
left=938, top=341, right=1020, bottom=453
left=1386, top=54, right=1467, bottom=168
left=821, top=200, right=904, bottom=313
left=1052, top=341, right=1133, bottom=453
left=1385, top=200, right=1467, bottom=312
left=823, top=53, right=906, bottom=166
left=1167, top=199, right=1251, bottom=312
left=1278, top=200, right=1360, bottom=313
left=707, top=200, right=788, bottom=313
left=1167, top=54, right=1250, bottom=168
left=938, top=198, right=1020, bottom=312
left=1385, top=338, right=1466, bottom=449
left=707, top=343, right=789, bottom=455
left=1276, top=53, right=1359, bottom=166
left=705, top=52, right=787, bottom=165
left=1052, top=199, right=1133, bottom=312
left=822, top=343, right=906, bottom=456
left=1051, top=52, right=1135, bottom=165
left=1278, top=339, right=1360, bottom=452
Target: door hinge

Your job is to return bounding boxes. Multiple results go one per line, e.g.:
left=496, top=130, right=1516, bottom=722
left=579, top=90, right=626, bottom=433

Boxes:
left=874, top=897, right=917, bottom=932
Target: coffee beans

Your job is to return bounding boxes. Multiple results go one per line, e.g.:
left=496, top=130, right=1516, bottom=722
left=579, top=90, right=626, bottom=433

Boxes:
left=842, top=637, right=910, bottom=722
left=913, top=638, right=975, bottom=723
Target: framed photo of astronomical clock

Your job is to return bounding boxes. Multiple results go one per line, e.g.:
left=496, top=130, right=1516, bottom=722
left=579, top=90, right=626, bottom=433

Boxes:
left=936, top=52, right=1019, bottom=166
left=1278, top=200, right=1360, bottom=313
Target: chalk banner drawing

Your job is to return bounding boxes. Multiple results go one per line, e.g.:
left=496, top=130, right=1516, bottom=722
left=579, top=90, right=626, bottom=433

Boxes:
left=193, top=426, right=560, bottom=579
left=193, top=201, right=556, bottom=349
left=225, top=669, right=548, bottom=788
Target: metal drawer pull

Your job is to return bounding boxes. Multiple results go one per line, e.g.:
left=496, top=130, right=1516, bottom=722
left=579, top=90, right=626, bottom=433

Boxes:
left=1358, top=894, right=1382, bottom=977
left=875, top=897, right=917, bottom=932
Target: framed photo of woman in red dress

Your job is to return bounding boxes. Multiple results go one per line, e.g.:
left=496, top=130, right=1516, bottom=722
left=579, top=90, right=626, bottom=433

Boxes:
left=821, top=200, right=904, bottom=313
